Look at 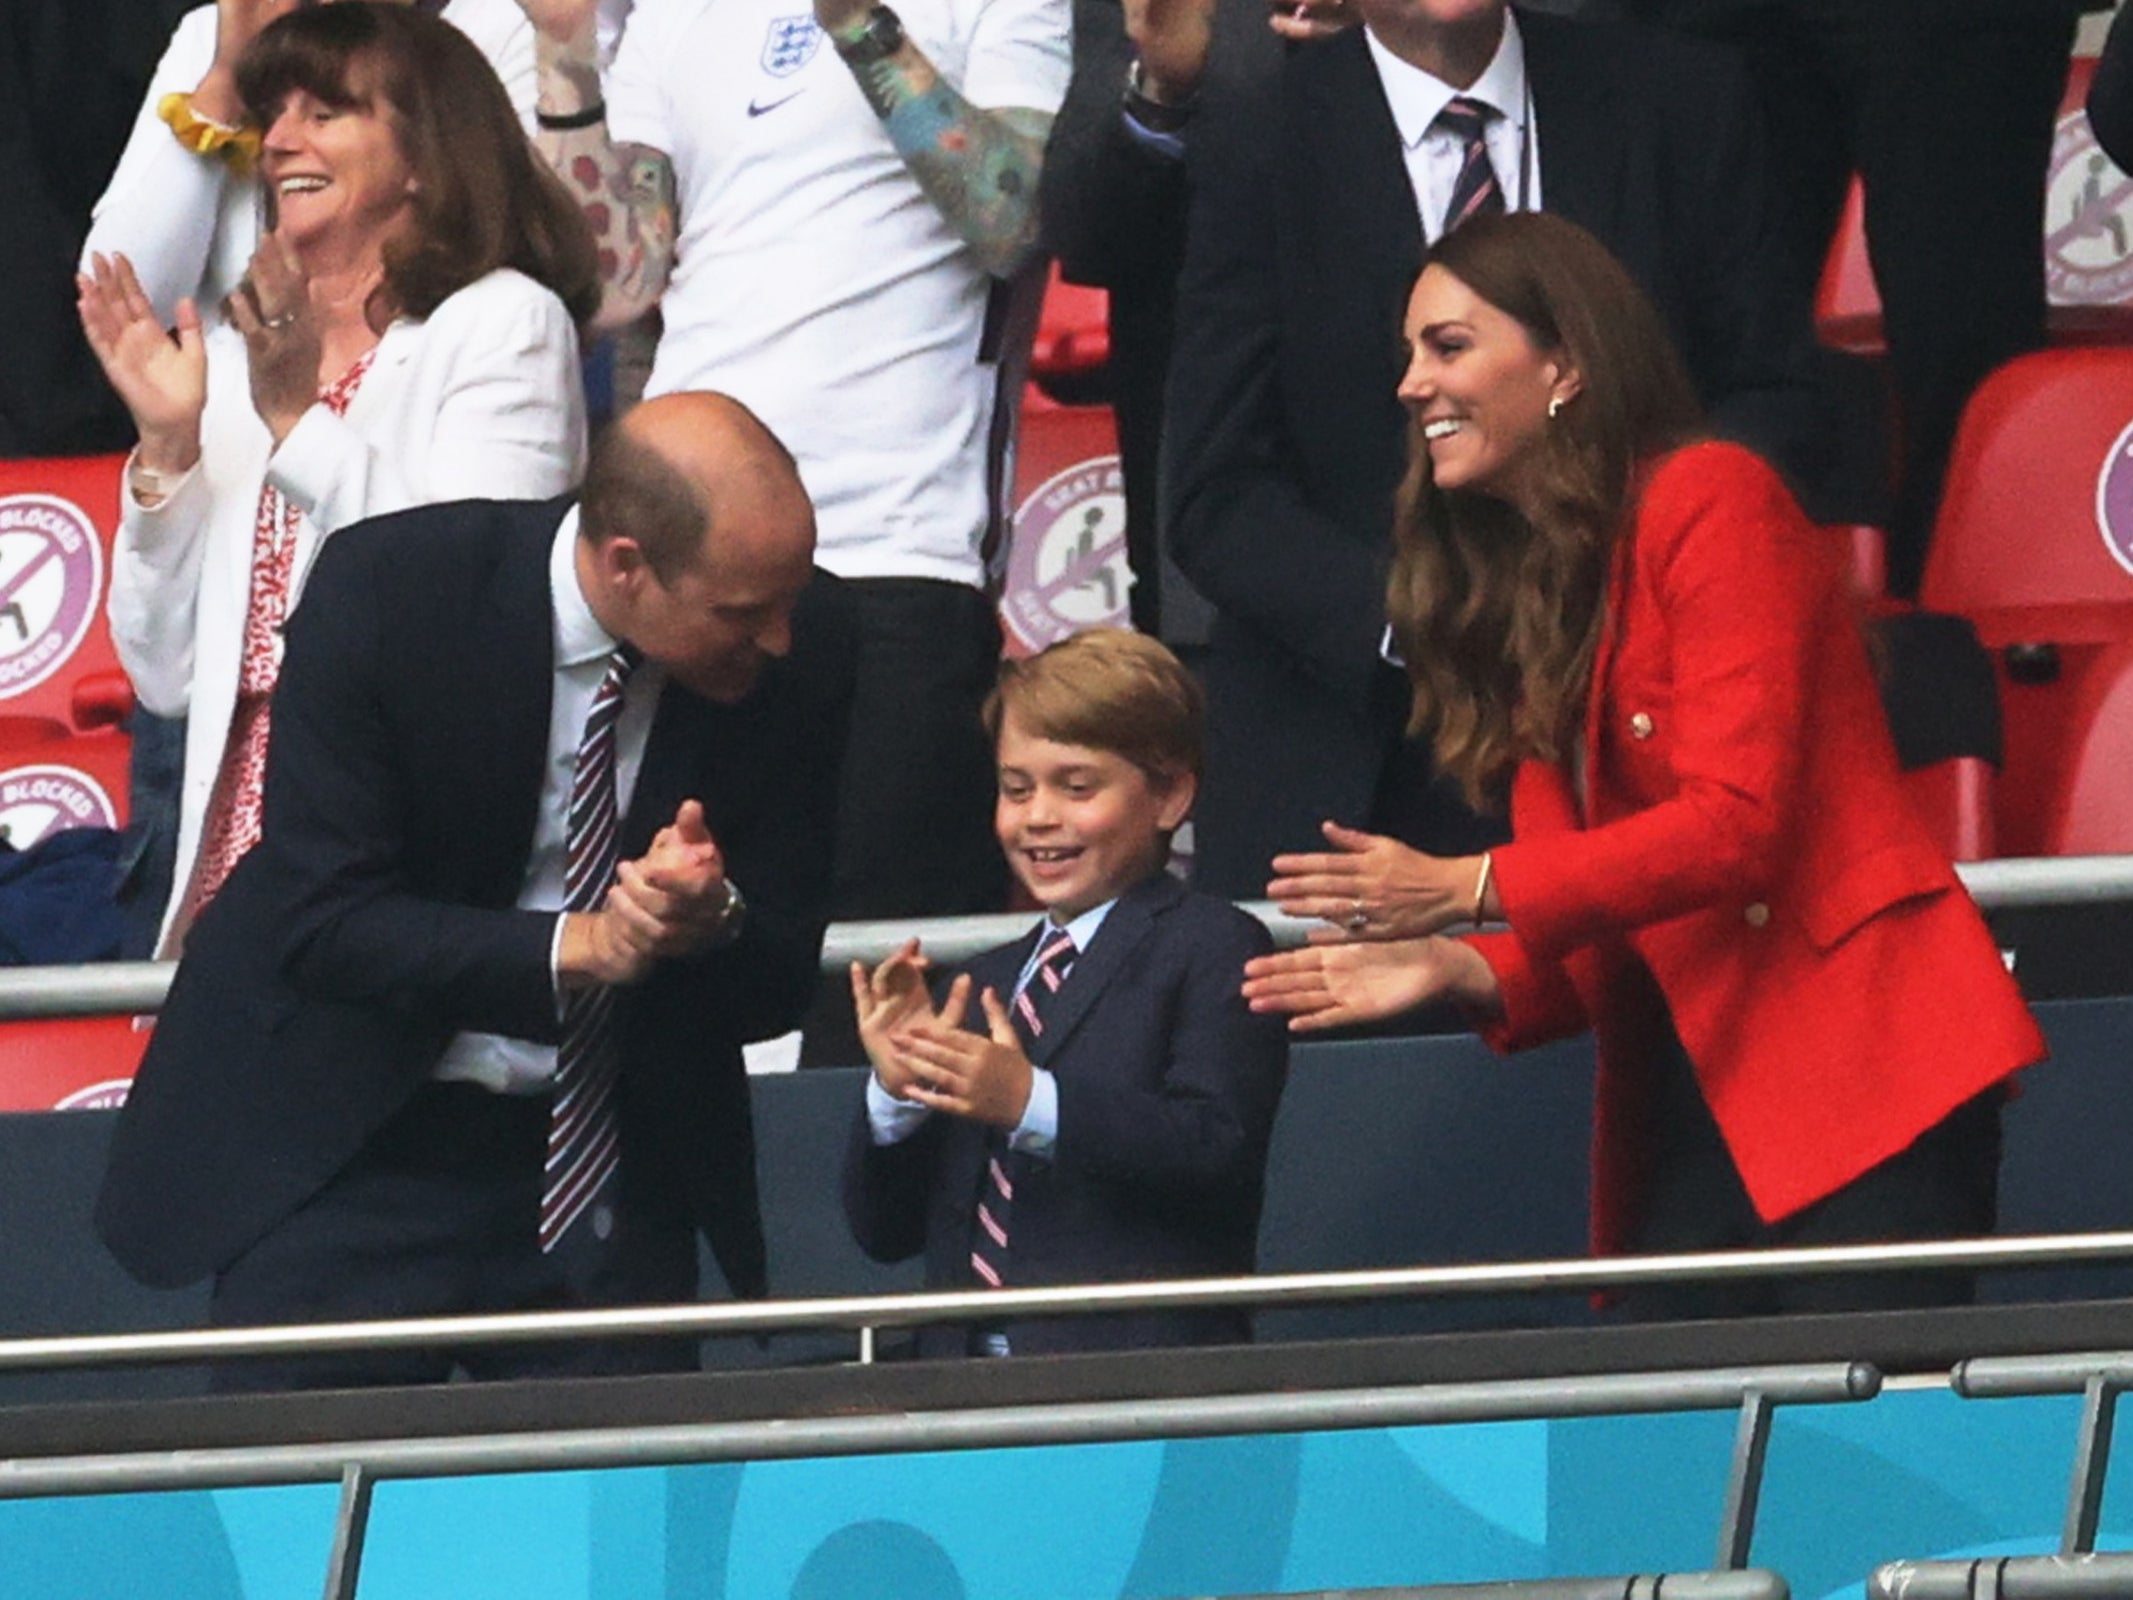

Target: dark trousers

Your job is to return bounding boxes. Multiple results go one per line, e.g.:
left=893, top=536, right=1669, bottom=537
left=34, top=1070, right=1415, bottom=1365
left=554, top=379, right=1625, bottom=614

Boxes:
left=801, top=577, right=1008, bottom=1066
left=1628, top=0, right=2079, bottom=595
left=207, top=1084, right=698, bottom=1391
left=1618, top=1009, right=2003, bottom=1321
left=827, top=577, right=1007, bottom=919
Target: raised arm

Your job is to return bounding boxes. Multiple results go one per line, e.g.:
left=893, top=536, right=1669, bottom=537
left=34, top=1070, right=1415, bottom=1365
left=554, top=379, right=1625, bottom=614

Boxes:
left=516, top=0, right=676, bottom=333
left=817, top=0, right=1064, bottom=278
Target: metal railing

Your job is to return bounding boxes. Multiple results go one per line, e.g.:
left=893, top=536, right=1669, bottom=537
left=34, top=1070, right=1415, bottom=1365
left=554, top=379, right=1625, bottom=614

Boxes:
left=8, top=1230, right=2133, bottom=1377
left=1, top=854, right=2128, bottom=1022
left=1865, top=1349, right=2133, bottom=1599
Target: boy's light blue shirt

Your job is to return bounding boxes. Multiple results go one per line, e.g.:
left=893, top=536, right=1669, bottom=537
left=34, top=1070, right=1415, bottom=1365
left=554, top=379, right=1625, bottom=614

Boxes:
left=865, top=898, right=1118, bottom=1152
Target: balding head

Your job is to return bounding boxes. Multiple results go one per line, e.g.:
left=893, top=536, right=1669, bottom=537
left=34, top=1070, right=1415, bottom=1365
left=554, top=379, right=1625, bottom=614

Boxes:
left=577, top=393, right=818, bottom=702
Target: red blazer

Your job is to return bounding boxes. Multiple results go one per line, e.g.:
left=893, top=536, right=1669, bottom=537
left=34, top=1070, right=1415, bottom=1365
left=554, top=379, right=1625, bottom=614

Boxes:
left=1471, top=443, right=2044, bottom=1254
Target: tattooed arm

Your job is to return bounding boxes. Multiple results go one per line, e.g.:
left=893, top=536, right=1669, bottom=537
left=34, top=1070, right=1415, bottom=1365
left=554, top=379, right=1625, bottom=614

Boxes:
left=517, top=0, right=675, bottom=333
left=820, top=0, right=1053, bottom=279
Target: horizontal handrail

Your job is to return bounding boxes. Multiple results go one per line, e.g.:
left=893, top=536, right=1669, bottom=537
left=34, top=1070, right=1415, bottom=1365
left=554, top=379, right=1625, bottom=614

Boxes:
left=0, top=1361, right=1875, bottom=1497
left=2, top=853, right=2129, bottom=1023
left=1953, top=1351, right=2133, bottom=1397
left=5, top=1230, right=2133, bottom=1375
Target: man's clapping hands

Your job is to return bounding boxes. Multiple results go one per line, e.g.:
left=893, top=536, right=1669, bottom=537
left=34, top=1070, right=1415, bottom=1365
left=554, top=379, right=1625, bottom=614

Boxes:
left=562, top=799, right=740, bottom=987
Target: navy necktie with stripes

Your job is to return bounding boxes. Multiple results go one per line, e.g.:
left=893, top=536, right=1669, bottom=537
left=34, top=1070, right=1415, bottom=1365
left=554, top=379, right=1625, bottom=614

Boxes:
left=969, top=924, right=1077, bottom=1291
left=542, top=645, right=636, bottom=1259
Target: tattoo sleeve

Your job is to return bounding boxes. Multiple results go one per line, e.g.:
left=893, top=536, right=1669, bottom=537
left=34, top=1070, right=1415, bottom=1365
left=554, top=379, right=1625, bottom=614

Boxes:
left=531, top=31, right=677, bottom=331
left=849, top=47, right=1052, bottom=279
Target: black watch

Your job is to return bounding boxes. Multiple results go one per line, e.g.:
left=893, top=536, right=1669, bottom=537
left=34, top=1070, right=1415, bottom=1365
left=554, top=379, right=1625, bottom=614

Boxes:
left=833, top=4, right=906, bottom=65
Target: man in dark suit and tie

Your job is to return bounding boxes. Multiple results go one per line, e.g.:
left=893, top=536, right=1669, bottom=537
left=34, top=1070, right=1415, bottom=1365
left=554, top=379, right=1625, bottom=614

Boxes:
left=95, top=392, right=852, bottom=1389
left=1152, top=0, right=1824, bottom=896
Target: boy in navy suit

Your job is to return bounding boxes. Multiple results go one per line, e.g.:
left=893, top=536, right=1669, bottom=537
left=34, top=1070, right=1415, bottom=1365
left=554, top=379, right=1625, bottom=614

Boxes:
left=843, top=628, right=1289, bottom=1355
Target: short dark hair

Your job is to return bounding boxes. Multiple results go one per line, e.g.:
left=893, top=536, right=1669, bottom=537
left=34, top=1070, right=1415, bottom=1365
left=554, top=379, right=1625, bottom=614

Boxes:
left=983, top=628, right=1203, bottom=783
left=578, top=425, right=707, bottom=582
left=238, top=3, right=600, bottom=329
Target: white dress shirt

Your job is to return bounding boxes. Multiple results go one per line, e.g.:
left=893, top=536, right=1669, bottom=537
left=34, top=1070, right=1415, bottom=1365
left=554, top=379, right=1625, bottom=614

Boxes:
left=1364, top=11, right=1541, bottom=243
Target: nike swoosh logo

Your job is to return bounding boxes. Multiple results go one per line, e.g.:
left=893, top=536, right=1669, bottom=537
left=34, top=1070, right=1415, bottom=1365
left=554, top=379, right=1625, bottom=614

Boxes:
left=748, top=90, right=805, bottom=117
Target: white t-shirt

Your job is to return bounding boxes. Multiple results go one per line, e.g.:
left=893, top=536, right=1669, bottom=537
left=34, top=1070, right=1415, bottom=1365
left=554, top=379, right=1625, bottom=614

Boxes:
left=607, top=0, right=1070, bottom=587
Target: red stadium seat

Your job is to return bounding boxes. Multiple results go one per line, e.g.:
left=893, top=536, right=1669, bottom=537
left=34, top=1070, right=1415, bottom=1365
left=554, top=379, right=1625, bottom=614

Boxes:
left=1921, top=347, right=2133, bottom=854
left=2047, top=639, right=2133, bottom=854
left=1028, top=263, right=1111, bottom=379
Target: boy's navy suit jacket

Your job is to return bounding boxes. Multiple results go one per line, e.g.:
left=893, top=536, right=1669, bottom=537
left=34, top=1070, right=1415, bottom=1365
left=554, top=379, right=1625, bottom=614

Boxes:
left=843, top=870, right=1289, bottom=1356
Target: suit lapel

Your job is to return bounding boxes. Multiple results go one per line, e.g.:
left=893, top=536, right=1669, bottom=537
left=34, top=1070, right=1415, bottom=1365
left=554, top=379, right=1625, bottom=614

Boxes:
left=1299, top=31, right=1425, bottom=292
left=1022, top=875, right=1183, bottom=1068
left=455, top=504, right=561, bottom=898
left=1520, top=11, right=1620, bottom=238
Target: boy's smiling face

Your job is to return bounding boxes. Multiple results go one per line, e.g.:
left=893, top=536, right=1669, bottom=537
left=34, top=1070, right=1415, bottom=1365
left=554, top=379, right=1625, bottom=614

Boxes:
left=994, top=710, right=1196, bottom=921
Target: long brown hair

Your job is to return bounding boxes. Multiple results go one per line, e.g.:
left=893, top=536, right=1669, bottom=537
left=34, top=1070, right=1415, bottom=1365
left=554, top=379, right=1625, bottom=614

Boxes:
left=238, top=3, right=600, bottom=331
left=1386, top=212, right=1701, bottom=807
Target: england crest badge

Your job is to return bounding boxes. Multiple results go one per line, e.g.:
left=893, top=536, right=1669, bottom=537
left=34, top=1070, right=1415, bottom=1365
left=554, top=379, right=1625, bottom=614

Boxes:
left=762, top=15, right=822, bottom=77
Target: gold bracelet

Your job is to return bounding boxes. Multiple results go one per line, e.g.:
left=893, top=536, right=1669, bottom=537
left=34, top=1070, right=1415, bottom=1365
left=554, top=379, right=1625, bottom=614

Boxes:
left=157, top=93, right=263, bottom=172
left=1470, top=851, right=1494, bottom=928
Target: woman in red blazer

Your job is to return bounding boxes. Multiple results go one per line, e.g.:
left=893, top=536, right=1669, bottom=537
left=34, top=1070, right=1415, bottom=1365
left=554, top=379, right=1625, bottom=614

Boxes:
left=1242, top=213, right=2044, bottom=1317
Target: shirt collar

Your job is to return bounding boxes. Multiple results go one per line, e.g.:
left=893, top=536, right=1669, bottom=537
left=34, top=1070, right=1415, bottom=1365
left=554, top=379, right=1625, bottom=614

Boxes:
left=1039, top=898, right=1117, bottom=957
left=550, top=504, right=620, bottom=670
left=1367, top=9, right=1527, bottom=152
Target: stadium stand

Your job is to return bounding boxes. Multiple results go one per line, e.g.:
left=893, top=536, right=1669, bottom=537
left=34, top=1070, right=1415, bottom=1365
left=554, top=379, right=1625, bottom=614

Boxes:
left=1919, top=346, right=2133, bottom=857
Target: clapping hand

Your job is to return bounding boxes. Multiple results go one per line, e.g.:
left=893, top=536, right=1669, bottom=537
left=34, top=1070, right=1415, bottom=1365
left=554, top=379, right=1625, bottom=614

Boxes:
left=898, top=981, right=1036, bottom=1129
left=227, top=232, right=321, bottom=445
left=1266, top=0, right=1354, bottom=43
left=608, top=799, right=734, bottom=958
left=1241, top=936, right=1500, bottom=1032
left=77, top=253, right=205, bottom=473
left=850, top=938, right=939, bottom=1100
left=1268, top=821, right=1484, bottom=941
left=1125, top=0, right=1216, bottom=103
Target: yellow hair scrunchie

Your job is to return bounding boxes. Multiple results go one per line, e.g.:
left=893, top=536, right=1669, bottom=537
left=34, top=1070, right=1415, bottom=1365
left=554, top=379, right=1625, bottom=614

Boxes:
left=157, top=93, right=263, bottom=173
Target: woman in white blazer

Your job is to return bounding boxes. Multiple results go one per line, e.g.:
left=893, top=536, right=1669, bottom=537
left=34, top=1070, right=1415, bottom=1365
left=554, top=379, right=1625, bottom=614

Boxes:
left=80, top=4, right=598, bottom=953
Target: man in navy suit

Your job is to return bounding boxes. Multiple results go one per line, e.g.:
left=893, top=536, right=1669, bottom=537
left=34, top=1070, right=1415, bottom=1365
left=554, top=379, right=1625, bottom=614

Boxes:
left=96, top=393, right=852, bottom=1388
left=844, top=630, right=1288, bottom=1356
left=1155, top=0, right=1824, bottom=896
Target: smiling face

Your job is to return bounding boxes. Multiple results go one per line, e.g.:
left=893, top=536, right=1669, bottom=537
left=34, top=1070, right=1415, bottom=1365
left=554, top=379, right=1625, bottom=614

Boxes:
left=257, top=83, right=417, bottom=261
left=993, top=711, right=1195, bottom=921
left=1397, top=263, right=1580, bottom=514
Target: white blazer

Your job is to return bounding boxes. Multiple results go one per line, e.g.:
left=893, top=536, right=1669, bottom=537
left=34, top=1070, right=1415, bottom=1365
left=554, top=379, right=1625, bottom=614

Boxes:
left=107, top=267, right=588, bottom=953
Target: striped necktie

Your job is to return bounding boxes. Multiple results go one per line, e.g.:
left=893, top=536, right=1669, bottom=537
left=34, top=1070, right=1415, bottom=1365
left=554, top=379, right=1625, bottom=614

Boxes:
left=970, top=925, right=1078, bottom=1291
left=1436, top=95, right=1505, bottom=233
left=541, top=645, right=636, bottom=1257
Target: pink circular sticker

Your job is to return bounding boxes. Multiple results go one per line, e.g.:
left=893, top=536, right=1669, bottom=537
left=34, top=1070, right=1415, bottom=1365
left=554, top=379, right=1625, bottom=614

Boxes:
left=0, top=493, right=104, bottom=700
left=2047, top=109, right=2133, bottom=307
left=1002, top=455, right=1131, bottom=651
left=0, top=763, right=117, bottom=850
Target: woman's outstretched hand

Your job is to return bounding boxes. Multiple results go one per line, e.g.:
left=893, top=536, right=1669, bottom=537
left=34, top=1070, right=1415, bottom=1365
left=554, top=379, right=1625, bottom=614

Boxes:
left=1241, top=936, right=1501, bottom=1032
left=77, top=253, right=205, bottom=472
left=1267, top=820, right=1486, bottom=941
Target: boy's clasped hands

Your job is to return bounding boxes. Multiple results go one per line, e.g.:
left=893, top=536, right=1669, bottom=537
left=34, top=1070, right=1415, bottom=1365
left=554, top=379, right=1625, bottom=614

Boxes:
left=851, top=939, right=1036, bottom=1128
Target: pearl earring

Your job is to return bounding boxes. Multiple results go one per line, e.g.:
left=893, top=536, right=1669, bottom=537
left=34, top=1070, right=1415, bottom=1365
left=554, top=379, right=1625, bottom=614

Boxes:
left=1547, top=395, right=1566, bottom=419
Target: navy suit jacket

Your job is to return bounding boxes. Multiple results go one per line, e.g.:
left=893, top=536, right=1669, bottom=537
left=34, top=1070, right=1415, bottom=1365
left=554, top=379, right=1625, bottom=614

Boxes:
left=842, top=872, right=1289, bottom=1356
left=96, top=496, right=852, bottom=1294
left=1162, top=9, right=1824, bottom=894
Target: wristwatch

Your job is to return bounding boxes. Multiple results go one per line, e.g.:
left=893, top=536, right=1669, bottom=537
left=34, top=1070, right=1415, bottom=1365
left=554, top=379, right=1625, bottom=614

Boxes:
left=1123, top=58, right=1196, bottom=136
left=833, top=4, right=906, bottom=65
left=708, top=876, right=748, bottom=947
